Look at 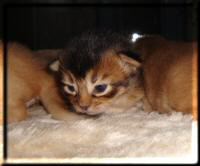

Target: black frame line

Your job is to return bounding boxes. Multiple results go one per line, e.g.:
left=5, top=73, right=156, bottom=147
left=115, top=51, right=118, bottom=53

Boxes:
left=2, top=1, right=198, bottom=165
left=3, top=2, right=8, bottom=161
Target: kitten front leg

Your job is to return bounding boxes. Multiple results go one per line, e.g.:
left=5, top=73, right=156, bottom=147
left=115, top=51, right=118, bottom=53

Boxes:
left=142, top=97, right=155, bottom=113
left=40, top=86, right=85, bottom=122
left=143, top=96, right=173, bottom=115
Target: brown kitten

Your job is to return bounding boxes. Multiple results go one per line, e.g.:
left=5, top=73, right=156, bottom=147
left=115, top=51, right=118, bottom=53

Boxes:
left=6, top=42, right=84, bottom=123
left=133, top=36, right=198, bottom=120
left=50, top=31, right=144, bottom=115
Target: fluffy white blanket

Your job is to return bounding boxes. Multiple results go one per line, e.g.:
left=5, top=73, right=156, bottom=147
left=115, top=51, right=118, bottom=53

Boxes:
left=3, top=101, right=197, bottom=164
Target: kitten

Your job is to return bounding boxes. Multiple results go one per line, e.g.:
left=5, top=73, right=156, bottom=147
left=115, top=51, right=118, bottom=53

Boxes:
left=133, top=35, right=198, bottom=120
left=6, top=42, right=84, bottom=123
left=50, top=31, right=144, bottom=115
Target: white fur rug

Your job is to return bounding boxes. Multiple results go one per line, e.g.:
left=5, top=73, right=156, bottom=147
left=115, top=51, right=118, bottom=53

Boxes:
left=5, top=101, right=197, bottom=164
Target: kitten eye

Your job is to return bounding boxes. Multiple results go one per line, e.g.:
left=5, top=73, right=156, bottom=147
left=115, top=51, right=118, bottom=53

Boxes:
left=95, top=84, right=107, bottom=93
left=64, top=84, right=76, bottom=95
left=67, top=85, right=75, bottom=92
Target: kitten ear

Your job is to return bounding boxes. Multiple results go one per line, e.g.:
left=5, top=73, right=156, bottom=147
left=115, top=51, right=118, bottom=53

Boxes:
left=49, top=59, right=60, bottom=72
left=119, top=54, right=141, bottom=74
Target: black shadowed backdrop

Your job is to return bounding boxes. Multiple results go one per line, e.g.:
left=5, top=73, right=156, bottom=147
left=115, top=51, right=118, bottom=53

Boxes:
left=0, top=0, right=198, bottom=50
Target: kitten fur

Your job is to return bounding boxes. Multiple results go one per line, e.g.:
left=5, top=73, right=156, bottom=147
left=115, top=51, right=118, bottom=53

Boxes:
left=59, top=30, right=141, bottom=78
left=6, top=42, right=84, bottom=123
left=34, top=49, right=62, bottom=68
left=51, top=31, right=144, bottom=115
left=133, top=36, right=198, bottom=120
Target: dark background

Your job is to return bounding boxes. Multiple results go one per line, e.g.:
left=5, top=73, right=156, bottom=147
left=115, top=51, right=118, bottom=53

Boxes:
left=0, top=0, right=198, bottom=50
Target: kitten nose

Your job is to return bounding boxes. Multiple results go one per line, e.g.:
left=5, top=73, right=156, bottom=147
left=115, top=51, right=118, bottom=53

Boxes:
left=79, top=104, right=89, bottom=111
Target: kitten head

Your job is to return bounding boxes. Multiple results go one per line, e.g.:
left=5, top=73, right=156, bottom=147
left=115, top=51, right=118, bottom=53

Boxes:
left=50, top=31, right=143, bottom=115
